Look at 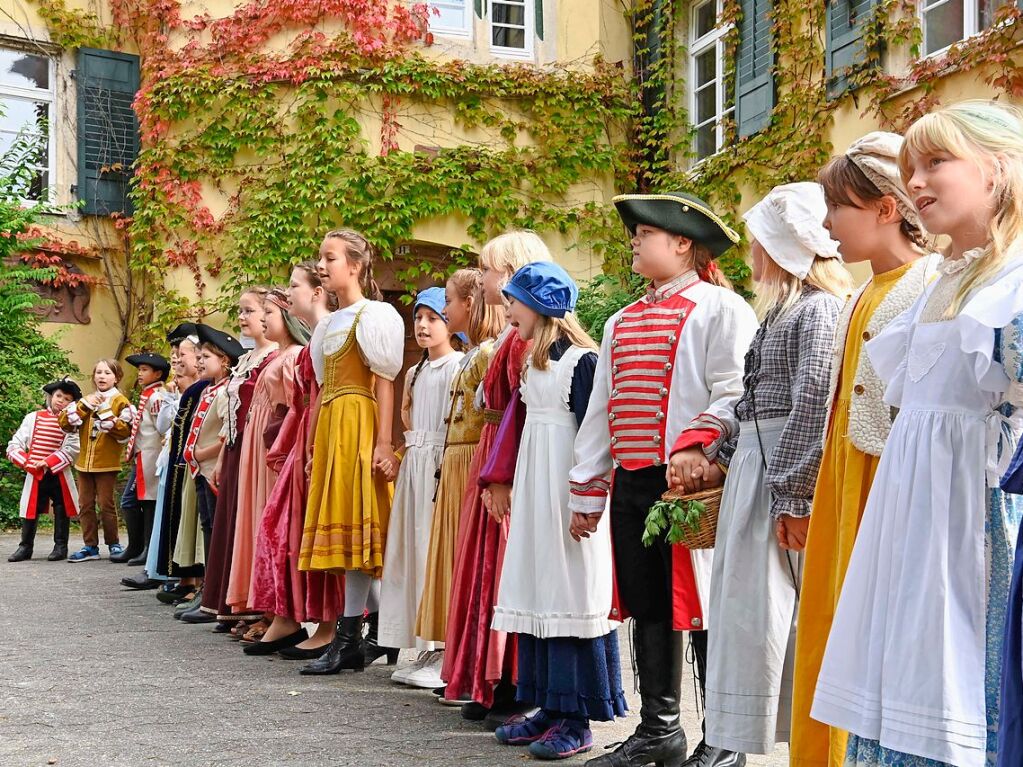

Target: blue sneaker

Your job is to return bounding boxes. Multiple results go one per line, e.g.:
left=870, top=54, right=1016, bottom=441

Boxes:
left=68, top=546, right=100, bottom=562
left=108, top=543, right=125, bottom=558
left=527, top=720, right=593, bottom=760
left=494, top=710, right=552, bottom=745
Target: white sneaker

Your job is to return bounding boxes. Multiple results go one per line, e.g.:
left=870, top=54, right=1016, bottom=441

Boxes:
left=390, top=651, right=429, bottom=684
left=405, top=650, right=445, bottom=689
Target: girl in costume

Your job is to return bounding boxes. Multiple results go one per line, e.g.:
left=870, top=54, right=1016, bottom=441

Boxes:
left=814, top=100, right=1023, bottom=767
left=442, top=231, right=552, bottom=718
left=490, top=261, right=626, bottom=761
left=415, top=268, right=505, bottom=685
left=61, top=359, right=135, bottom=562
left=789, top=133, right=935, bottom=767
left=693, top=182, right=850, bottom=760
left=569, top=192, right=757, bottom=767
left=226, top=289, right=307, bottom=626
left=298, top=229, right=404, bottom=675
left=247, top=263, right=345, bottom=657
left=380, top=286, right=464, bottom=687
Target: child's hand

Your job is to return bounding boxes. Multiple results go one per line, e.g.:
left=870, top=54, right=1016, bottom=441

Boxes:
left=87, top=393, right=103, bottom=407
left=485, top=483, right=512, bottom=522
left=667, top=448, right=713, bottom=493
left=569, top=512, right=599, bottom=542
left=372, top=444, right=398, bottom=481
left=775, top=515, right=810, bottom=551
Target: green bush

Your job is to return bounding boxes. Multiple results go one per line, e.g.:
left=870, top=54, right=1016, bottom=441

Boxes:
left=576, top=271, right=646, bottom=343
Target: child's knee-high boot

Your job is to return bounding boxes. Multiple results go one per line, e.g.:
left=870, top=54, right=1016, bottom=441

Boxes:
left=49, top=512, right=69, bottom=561
left=9, top=517, right=38, bottom=562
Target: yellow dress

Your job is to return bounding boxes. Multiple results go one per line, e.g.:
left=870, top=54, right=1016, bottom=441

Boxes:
left=300, top=308, right=393, bottom=577
left=414, top=341, right=494, bottom=641
left=790, top=261, right=915, bottom=767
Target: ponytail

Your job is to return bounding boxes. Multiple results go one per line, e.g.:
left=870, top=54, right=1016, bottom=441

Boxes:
left=323, top=229, right=383, bottom=301
left=693, top=243, right=732, bottom=290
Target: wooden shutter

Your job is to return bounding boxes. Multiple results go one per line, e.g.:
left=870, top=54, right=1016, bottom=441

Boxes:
left=75, top=47, right=140, bottom=216
left=735, top=0, right=774, bottom=138
left=535, top=0, right=544, bottom=41
left=826, top=0, right=877, bottom=98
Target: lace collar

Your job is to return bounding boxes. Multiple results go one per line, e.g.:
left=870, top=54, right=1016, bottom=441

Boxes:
left=938, top=247, right=985, bottom=276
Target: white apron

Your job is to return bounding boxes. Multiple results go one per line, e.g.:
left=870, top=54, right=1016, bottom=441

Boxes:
left=492, top=345, right=616, bottom=640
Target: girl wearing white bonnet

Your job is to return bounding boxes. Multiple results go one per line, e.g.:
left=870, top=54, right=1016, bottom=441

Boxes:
left=790, top=132, right=938, bottom=767
left=702, top=182, right=851, bottom=759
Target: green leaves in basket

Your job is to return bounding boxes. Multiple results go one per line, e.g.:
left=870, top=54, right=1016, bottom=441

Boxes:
left=642, top=498, right=708, bottom=547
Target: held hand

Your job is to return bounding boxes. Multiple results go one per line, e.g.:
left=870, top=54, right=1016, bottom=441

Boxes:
left=87, top=393, right=103, bottom=407
left=702, top=462, right=725, bottom=489
left=569, top=512, right=599, bottom=542
left=372, top=444, right=399, bottom=481
left=776, top=515, right=810, bottom=551
left=486, top=483, right=512, bottom=522
left=166, top=380, right=179, bottom=394
left=97, top=419, right=115, bottom=432
left=667, top=447, right=713, bottom=493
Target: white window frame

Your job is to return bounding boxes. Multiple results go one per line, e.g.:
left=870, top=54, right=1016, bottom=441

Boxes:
left=0, top=47, right=57, bottom=205
left=688, top=0, right=733, bottom=163
left=429, top=0, right=473, bottom=39
left=919, top=0, right=1009, bottom=58
left=489, top=0, right=534, bottom=59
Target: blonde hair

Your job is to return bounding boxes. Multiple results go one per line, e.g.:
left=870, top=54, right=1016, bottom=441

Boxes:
left=753, top=254, right=853, bottom=321
left=526, top=313, right=599, bottom=373
left=479, top=231, right=553, bottom=278
left=898, top=100, right=1023, bottom=316
left=447, top=268, right=505, bottom=345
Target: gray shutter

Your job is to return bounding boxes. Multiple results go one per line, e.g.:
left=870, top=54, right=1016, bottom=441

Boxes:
left=826, top=0, right=877, bottom=98
left=474, top=0, right=484, bottom=17
left=535, top=0, right=544, bottom=41
left=75, top=47, right=140, bottom=216
left=735, top=0, right=774, bottom=138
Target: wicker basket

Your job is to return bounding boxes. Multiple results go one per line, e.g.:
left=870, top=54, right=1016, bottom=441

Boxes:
left=659, top=485, right=722, bottom=550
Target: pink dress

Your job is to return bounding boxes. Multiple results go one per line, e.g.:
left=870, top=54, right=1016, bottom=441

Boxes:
left=250, top=346, right=343, bottom=622
left=226, top=343, right=300, bottom=612
left=442, top=328, right=527, bottom=707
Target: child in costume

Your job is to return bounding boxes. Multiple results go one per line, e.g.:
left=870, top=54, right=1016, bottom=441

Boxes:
left=814, top=101, right=1023, bottom=767
left=380, top=286, right=464, bottom=687
left=60, top=359, right=135, bottom=562
left=116, top=352, right=171, bottom=565
left=6, top=378, right=82, bottom=562
left=415, top=268, right=504, bottom=681
left=568, top=193, right=757, bottom=767
left=789, top=133, right=935, bottom=767
left=694, top=182, right=850, bottom=760
left=489, top=261, right=626, bottom=760
left=299, top=229, right=404, bottom=674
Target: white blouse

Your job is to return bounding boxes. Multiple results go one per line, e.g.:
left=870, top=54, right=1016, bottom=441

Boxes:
left=310, top=298, right=406, bottom=385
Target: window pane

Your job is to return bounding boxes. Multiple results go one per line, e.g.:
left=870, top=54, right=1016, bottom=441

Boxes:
left=923, top=0, right=965, bottom=55
left=696, top=84, right=717, bottom=124
left=695, top=49, right=716, bottom=88
left=0, top=49, right=50, bottom=91
left=493, top=26, right=526, bottom=48
left=0, top=96, right=48, bottom=138
left=696, top=123, right=716, bottom=160
left=493, top=2, right=526, bottom=26
left=432, top=1, right=467, bottom=28
left=694, top=0, right=717, bottom=38
left=978, top=0, right=1007, bottom=28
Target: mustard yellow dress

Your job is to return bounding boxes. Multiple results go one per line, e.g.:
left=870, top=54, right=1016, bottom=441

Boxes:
left=415, top=340, right=494, bottom=642
left=790, top=261, right=914, bottom=767
left=299, top=300, right=405, bottom=577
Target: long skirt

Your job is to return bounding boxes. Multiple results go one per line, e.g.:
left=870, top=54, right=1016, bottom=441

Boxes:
left=173, top=472, right=203, bottom=568
left=706, top=416, right=801, bottom=755
left=516, top=633, right=628, bottom=723
left=144, top=449, right=170, bottom=582
left=998, top=523, right=1023, bottom=766
left=200, top=441, right=250, bottom=617
left=844, top=736, right=952, bottom=767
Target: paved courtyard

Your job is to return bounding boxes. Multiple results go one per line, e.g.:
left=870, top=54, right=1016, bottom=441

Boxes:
left=0, top=533, right=788, bottom=767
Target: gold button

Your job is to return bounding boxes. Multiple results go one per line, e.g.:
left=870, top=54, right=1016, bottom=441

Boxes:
left=691, top=617, right=702, bottom=628
left=854, top=384, right=865, bottom=395
left=862, top=331, right=871, bottom=341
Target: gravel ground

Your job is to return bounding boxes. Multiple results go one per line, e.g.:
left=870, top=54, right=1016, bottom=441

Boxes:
left=0, top=533, right=788, bottom=767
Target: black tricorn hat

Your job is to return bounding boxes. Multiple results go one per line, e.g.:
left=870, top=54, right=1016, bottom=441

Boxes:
left=613, top=192, right=741, bottom=258
left=126, top=353, right=171, bottom=379
left=196, top=325, right=245, bottom=364
left=166, top=322, right=199, bottom=345
left=43, top=377, right=83, bottom=400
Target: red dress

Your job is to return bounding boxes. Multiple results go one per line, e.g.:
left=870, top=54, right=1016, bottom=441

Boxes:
left=249, top=347, right=343, bottom=622
left=442, top=329, right=528, bottom=706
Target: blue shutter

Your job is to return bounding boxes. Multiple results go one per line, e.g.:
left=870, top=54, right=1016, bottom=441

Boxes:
left=75, top=47, right=140, bottom=216
left=735, top=0, right=774, bottom=138
left=826, top=0, right=877, bottom=98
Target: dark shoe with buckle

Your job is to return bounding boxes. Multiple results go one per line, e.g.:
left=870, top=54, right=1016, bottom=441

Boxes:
left=244, top=628, right=309, bottom=656
left=300, top=616, right=365, bottom=675
left=122, top=571, right=162, bottom=590
left=363, top=611, right=399, bottom=665
left=680, top=741, right=746, bottom=767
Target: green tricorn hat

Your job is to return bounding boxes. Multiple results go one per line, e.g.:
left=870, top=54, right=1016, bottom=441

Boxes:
left=613, top=192, right=741, bottom=258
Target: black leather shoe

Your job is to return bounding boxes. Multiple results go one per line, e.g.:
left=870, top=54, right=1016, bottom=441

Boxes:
left=8, top=544, right=32, bottom=562
left=121, top=571, right=162, bottom=590
left=126, top=547, right=148, bottom=567
left=179, top=607, right=217, bottom=624
left=680, top=741, right=746, bottom=767
left=300, top=616, right=365, bottom=675
left=278, top=644, right=331, bottom=660
left=244, top=628, right=308, bottom=656
left=47, top=545, right=67, bottom=561
left=461, top=701, right=490, bottom=721
left=156, top=583, right=193, bottom=604
left=9, top=518, right=37, bottom=562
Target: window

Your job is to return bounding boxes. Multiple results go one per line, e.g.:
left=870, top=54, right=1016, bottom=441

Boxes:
left=0, top=47, right=55, bottom=202
left=490, top=0, right=533, bottom=57
left=429, top=0, right=472, bottom=38
left=920, top=0, right=1008, bottom=57
left=689, top=0, right=733, bottom=161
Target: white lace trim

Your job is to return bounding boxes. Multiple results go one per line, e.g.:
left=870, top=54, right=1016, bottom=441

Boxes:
left=938, top=247, right=985, bottom=275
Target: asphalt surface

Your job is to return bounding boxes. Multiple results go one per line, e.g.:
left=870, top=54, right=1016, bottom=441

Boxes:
left=0, top=533, right=788, bottom=767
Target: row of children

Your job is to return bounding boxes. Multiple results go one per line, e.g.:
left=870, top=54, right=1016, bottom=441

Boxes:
left=6, top=98, right=1023, bottom=767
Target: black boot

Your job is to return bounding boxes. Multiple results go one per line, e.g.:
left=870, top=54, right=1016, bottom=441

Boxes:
left=110, top=503, right=142, bottom=563
left=680, top=742, right=746, bottom=767
left=586, top=619, right=687, bottom=767
left=363, top=611, right=399, bottom=665
left=8, top=518, right=38, bottom=562
left=48, top=512, right=69, bottom=561
left=127, top=502, right=154, bottom=566
left=300, top=616, right=365, bottom=675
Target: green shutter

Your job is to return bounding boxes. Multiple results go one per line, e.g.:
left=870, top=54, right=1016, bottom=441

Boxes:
left=75, top=47, right=140, bottom=216
left=474, top=0, right=484, bottom=18
left=735, top=0, right=774, bottom=138
left=826, top=0, right=877, bottom=98
left=535, top=0, right=544, bottom=41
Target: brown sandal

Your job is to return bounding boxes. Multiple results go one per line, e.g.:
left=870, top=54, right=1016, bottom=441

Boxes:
left=240, top=619, right=270, bottom=643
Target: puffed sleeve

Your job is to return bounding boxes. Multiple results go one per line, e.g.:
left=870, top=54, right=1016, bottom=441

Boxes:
left=355, top=301, right=405, bottom=382
left=158, top=391, right=181, bottom=435
left=568, top=351, right=598, bottom=428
